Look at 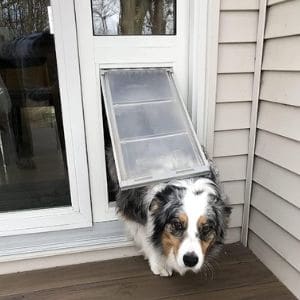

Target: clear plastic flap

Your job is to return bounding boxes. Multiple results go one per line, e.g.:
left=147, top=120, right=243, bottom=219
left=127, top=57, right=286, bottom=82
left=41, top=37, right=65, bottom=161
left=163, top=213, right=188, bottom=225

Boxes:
left=101, top=68, right=210, bottom=190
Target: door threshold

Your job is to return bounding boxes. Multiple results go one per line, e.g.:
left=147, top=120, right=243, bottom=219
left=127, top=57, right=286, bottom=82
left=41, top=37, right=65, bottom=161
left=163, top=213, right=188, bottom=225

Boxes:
left=0, top=220, right=140, bottom=274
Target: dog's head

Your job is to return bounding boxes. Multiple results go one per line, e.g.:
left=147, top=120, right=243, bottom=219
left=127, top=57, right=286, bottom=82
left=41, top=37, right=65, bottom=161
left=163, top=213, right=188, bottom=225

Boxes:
left=149, top=177, right=231, bottom=275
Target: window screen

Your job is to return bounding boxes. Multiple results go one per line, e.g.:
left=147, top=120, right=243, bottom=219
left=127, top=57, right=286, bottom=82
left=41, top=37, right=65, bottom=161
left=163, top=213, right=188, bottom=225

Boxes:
left=101, top=68, right=210, bottom=190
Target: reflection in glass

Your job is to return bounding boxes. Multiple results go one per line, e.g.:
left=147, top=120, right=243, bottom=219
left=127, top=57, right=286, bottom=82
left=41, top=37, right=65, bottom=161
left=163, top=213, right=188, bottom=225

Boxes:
left=0, top=0, right=71, bottom=212
left=92, top=0, right=176, bottom=35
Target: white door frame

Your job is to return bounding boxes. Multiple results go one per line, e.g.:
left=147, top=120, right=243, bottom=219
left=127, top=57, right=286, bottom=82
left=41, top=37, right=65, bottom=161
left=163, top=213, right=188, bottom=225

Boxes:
left=75, top=0, right=209, bottom=222
left=188, top=0, right=209, bottom=143
left=0, top=0, right=92, bottom=236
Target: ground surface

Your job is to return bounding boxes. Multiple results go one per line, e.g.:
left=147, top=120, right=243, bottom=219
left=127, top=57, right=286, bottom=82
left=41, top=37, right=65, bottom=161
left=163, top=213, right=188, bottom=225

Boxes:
left=0, top=243, right=296, bottom=299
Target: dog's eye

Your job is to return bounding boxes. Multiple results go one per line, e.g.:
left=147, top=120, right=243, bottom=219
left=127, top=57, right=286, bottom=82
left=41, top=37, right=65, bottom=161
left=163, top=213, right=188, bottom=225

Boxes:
left=171, top=220, right=184, bottom=231
left=202, top=224, right=211, bottom=235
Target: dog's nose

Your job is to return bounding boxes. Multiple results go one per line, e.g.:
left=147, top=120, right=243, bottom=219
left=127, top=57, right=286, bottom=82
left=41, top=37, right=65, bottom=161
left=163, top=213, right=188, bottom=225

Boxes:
left=183, top=252, right=199, bottom=267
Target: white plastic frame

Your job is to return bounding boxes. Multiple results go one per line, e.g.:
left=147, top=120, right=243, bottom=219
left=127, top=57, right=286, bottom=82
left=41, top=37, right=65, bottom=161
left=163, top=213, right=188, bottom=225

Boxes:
left=75, top=0, right=209, bottom=221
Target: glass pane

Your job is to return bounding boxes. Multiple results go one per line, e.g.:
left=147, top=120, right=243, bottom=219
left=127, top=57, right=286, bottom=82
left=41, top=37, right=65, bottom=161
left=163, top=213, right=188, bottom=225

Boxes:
left=91, top=0, right=176, bottom=35
left=0, top=0, right=71, bottom=212
left=101, top=68, right=209, bottom=190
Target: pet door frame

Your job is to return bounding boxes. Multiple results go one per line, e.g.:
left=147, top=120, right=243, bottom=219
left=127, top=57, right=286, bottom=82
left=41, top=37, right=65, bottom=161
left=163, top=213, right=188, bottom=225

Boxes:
left=101, top=67, right=210, bottom=190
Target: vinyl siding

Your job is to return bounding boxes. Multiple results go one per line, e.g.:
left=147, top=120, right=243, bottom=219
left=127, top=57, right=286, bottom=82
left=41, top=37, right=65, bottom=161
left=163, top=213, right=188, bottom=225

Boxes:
left=213, top=1, right=259, bottom=243
left=216, top=73, right=253, bottom=102
left=250, top=208, right=300, bottom=272
left=214, top=156, right=248, bottom=182
left=260, top=71, right=300, bottom=106
left=214, top=130, right=249, bottom=157
left=255, top=130, right=300, bottom=174
left=265, top=0, right=300, bottom=38
left=219, top=11, right=258, bottom=43
left=220, top=0, right=259, bottom=10
left=222, top=181, right=246, bottom=205
left=257, top=101, right=300, bottom=141
left=218, top=43, right=256, bottom=73
left=248, top=1, right=300, bottom=297
left=253, top=157, right=300, bottom=208
left=248, top=232, right=300, bottom=298
left=267, top=0, right=290, bottom=6
left=262, top=36, right=300, bottom=70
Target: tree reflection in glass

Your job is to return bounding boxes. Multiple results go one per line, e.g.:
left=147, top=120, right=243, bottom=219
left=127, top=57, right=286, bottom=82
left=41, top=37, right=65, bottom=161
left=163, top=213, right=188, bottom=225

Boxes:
left=92, top=0, right=176, bottom=35
left=0, top=0, right=71, bottom=212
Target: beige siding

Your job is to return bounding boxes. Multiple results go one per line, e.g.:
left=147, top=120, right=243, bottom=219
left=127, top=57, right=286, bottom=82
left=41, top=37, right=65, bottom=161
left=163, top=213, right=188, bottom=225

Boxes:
left=249, top=1, right=300, bottom=297
left=253, top=157, right=300, bottom=208
left=257, top=101, right=300, bottom=141
left=219, top=11, right=258, bottom=43
left=217, top=73, right=253, bottom=102
left=218, top=43, right=256, bottom=73
left=225, top=228, right=241, bottom=244
left=255, top=130, right=300, bottom=174
left=215, top=102, right=251, bottom=131
left=221, top=0, right=259, bottom=10
left=248, top=232, right=300, bottom=297
left=265, top=0, right=300, bottom=38
left=250, top=209, right=300, bottom=272
left=215, top=156, right=247, bottom=182
left=260, top=71, right=300, bottom=106
left=214, top=130, right=249, bottom=157
left=212, top=0, right=300, bottom=295
left=212, top=2, right=260, bottom=242
left=229, top=205, right=243, bottom=227
left=262, top=36, right=300, bottom=71
left=268, top=0, right=290, bottom=6
left=222, top=181, right=245, bottom=205
left=251, top=183, right=300, bottom=240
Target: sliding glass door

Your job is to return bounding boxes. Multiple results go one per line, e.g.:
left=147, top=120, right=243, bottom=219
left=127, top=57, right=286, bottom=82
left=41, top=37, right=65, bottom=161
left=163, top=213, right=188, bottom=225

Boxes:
left=0, top=0, right=91, bottom=236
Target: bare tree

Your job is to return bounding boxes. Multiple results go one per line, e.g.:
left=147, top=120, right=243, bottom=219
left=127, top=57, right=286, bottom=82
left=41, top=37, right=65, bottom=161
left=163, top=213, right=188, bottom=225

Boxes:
left=151, top=0, right=164, bottom=34
left=0, top=0, right=49, bottom=39
left=92, top=0, right=119, bottom=34
left=119, top=0, right=174, bottom=35
left=92, top=0, right=175, bottom=35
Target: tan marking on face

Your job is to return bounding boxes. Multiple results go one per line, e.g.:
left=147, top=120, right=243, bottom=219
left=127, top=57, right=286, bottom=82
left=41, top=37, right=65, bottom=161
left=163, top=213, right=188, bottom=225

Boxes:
left=178, top=213, right=188, bottom=227
left=162, top=230, right=181, bottom=256
left=161, top=213, right=188, bottom=256
left=197, top=215, right=207, bottom=227
left=200, top=235, right=215, bottom=255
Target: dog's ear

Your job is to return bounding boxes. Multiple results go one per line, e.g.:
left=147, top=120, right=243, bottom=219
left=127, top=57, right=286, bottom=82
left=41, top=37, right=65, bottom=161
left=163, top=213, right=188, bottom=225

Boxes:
left=149, top=197, right=160, bottom=213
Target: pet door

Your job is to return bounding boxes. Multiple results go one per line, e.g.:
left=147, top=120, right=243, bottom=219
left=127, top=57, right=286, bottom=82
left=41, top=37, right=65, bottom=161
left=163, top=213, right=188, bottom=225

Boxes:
left=101, top=68, right=210, bottom=190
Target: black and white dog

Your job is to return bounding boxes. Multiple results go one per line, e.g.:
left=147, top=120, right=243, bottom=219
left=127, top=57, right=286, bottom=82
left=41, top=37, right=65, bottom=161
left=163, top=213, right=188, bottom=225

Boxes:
left=107, top=149, right=231, bottom=276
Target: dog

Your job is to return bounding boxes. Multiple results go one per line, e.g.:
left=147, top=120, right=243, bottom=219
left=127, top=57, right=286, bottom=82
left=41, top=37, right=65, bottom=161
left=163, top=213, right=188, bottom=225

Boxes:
left=106, top=147, right=231, bottom=276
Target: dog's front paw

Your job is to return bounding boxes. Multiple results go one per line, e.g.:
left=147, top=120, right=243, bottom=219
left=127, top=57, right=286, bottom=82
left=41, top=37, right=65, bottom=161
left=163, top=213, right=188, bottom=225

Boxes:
left=149, top=262, right=173, bottom=277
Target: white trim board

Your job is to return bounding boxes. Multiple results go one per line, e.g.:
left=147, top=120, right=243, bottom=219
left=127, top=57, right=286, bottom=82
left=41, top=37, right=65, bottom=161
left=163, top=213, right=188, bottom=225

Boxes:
left=188, top=0, right=209, bottom=143
left=205, top=0, right=221, bottom=156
